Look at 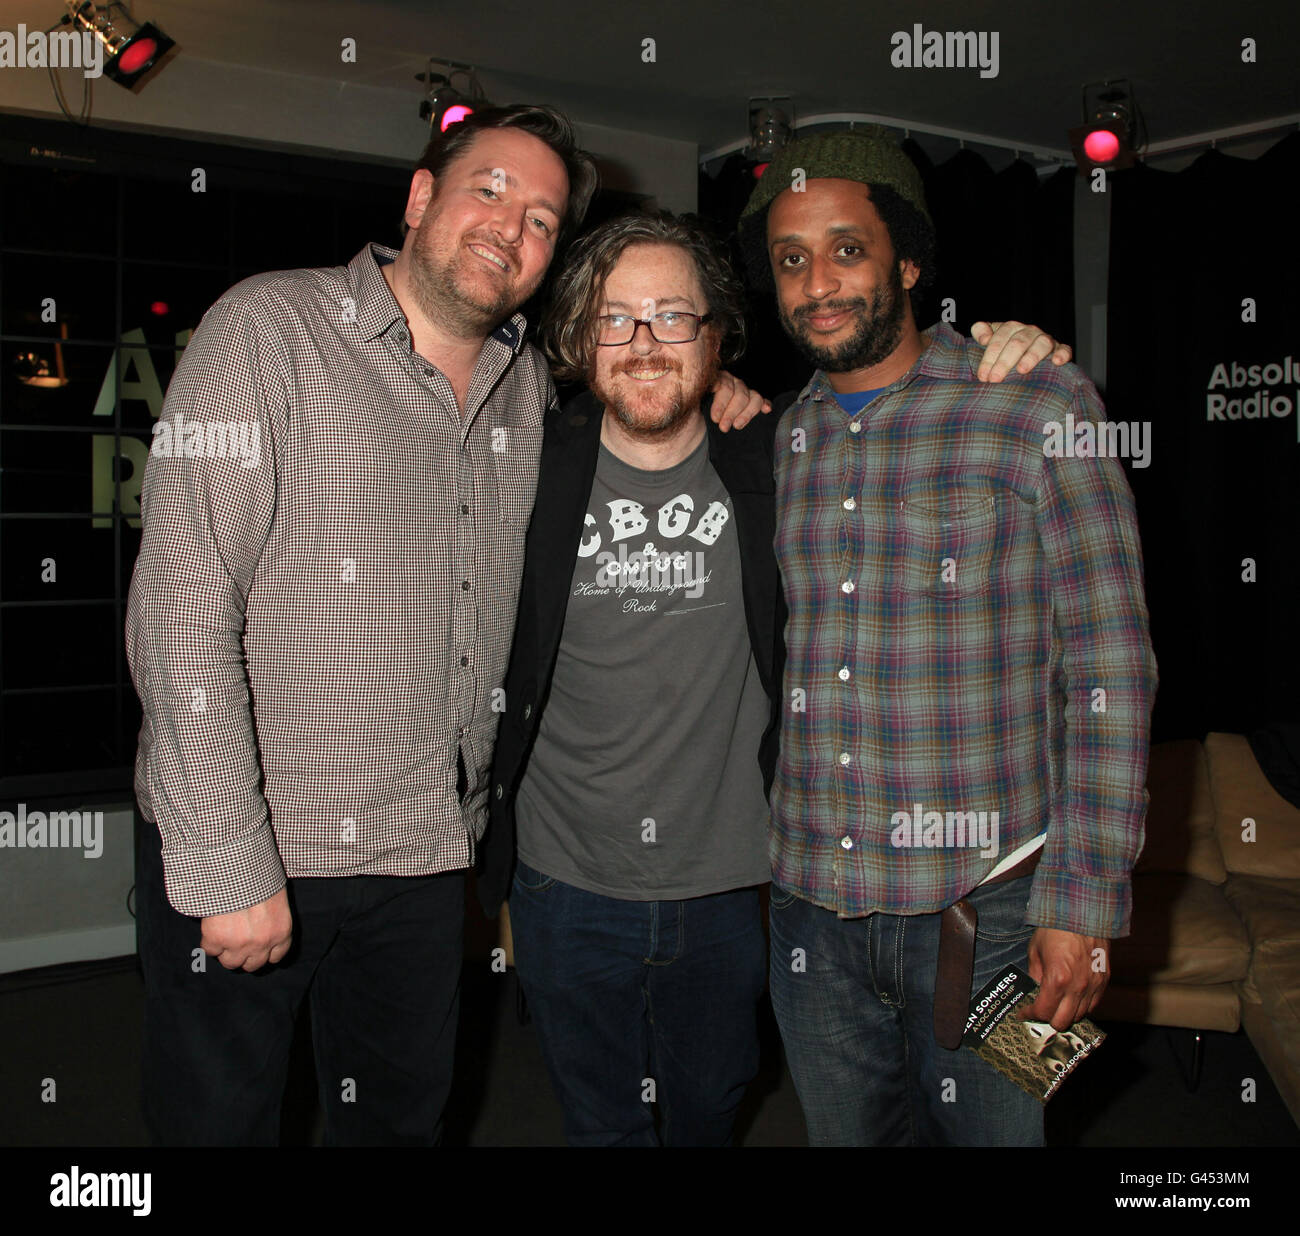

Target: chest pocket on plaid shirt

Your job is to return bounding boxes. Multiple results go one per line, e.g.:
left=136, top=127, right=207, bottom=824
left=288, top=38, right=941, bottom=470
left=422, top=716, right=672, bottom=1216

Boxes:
left=896, top=485, right=1000, bottom=596
left=490, top=446, right=538, bottom=527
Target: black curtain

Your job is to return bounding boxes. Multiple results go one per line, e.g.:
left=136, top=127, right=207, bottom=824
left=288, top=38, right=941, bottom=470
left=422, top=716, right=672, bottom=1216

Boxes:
left=1108, top=134, right=1300, bottom=740
left=919, top=147, right=1075, bottom=342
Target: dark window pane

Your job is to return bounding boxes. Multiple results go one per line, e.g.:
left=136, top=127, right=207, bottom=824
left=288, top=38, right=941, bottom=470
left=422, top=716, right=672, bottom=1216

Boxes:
left=1, top=516, right=118, bottom=602
left=122, top=262, right=232, bottom=349
left=0, top=424, right=142, bottom=519
left=3, top=604, right=120, bottom=690
left=3, top=166, right=117, bottom=255
left=1, top=252, right=117, bottom=341
left=1, top=686, right=122, bottom=778
left=123, top=176, right=230, bottom=264
left=231, top=188, right=337, bottom=271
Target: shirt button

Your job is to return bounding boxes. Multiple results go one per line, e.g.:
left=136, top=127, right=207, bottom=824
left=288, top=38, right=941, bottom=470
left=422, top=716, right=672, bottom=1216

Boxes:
left=839, top=752, right=851, bottom=765
left=841, top=580, right=855, bottom=594
left=841, top=836, right=854, bottom=850
left=843, top=497, right=856, bottom=511
left=523, top=703, right=532, bottom=720
left=849, top=421, right=862, bottom=434
left=461, top=504, right=470, bottom=515
left=424, top=367, right=435, bottom=377
left=460, top=656, right=469, bottom=667
left=461, top=580, right=471, bottom=591
left=838, top=667, right=850, bottom=681
left=495, top=784, right=504, bottom=800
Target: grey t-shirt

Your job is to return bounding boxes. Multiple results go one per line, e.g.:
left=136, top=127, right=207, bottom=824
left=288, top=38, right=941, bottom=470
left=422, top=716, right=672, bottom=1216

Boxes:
left=515, top=431, right=771, bottom=899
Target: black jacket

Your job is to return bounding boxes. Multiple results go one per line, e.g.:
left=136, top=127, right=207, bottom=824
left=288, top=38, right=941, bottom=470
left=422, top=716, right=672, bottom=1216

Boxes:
left=476, top=389, right=787, bottom=915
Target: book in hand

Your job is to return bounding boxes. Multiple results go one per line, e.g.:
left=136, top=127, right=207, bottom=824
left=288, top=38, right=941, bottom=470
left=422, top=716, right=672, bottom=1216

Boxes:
left=962, top=963, right=1105, bottom=1103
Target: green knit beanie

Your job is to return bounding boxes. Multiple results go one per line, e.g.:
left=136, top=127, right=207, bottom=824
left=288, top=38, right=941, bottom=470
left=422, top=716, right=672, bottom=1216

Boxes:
left=736, top=127, right=933, bottom=289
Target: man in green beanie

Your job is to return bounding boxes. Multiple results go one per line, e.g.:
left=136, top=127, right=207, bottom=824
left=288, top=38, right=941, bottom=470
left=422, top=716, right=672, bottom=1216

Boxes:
left=740, top=129, right=1157, bottom=1146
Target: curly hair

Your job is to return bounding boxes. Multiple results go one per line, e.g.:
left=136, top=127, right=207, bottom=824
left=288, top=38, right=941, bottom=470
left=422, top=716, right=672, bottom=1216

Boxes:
left=738, top=181, right=937, bottom=304
left=540, top=211, right=747, bottom=384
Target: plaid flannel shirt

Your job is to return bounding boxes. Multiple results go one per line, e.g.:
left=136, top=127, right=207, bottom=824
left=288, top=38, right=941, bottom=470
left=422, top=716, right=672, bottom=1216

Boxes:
left=772, top=323, right=1157, bottom=938
left=126, top=244, right=553, bottom=917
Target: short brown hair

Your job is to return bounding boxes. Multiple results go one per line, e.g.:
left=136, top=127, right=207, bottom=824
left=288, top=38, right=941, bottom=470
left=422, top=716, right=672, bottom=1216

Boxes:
left=405, top=104, right=598, bottom=249
left=540, top=211, right=747, bottom=384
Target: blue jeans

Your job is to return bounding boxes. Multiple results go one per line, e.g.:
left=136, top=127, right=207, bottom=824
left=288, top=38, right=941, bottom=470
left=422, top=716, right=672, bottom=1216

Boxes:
left=768, top=873, right=1045, bottom=1146
left=508, top=859, right=767, bottom=1146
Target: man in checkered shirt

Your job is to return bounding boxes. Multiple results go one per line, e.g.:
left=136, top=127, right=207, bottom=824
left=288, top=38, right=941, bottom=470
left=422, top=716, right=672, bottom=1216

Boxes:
left=738, top=129, right=1157, bottom=1146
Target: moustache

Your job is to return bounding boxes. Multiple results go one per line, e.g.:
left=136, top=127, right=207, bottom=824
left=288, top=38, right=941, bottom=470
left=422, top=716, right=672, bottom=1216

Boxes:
left=792, top=299, right=868, bottom=322
left=617, top=360, right=681, bottom=376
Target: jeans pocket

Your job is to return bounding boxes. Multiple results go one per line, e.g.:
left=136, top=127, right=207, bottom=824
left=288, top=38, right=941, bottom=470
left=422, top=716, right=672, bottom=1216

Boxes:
left=512, top=858, right=557, bottom=894
left=972, top=873, right=1035, bottom=943
left=769, top=882, right=800, bottom=911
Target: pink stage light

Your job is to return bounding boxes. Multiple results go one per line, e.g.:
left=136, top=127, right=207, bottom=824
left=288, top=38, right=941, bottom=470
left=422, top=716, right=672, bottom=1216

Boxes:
left=1083, top=128, right=1121, bottom=164
left=441, top=105, right=474, bottom=131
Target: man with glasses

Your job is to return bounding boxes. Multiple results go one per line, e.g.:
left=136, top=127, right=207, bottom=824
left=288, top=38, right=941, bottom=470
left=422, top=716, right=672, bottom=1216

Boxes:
left=478, top=210, right=1068, bottom=1145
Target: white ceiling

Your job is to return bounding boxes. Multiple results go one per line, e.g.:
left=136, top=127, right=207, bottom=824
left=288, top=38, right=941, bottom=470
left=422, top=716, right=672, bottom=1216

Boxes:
left=9, top=0, right=1299, bottom=157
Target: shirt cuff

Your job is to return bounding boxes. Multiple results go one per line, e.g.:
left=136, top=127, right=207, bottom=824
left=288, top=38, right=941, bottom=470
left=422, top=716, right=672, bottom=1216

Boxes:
left=1025, top=865, right=1133, bottom=939
left=159, top=824, right=287, bottom=918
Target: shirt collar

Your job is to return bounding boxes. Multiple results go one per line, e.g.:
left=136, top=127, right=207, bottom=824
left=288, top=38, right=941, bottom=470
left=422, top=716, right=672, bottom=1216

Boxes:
left=349, top=243, right=528, bottom=353
left=796, top=321, right=970, bottom=405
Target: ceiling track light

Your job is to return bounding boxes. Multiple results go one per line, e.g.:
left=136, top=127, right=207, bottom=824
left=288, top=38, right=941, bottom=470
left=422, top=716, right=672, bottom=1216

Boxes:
left=62, top=1, right=174, bottom=88
left=1069, top=79, right=1144, bottom=174
left=415, top=58, right=490, bottom=133
left=747, top=96, right=794, bottom=174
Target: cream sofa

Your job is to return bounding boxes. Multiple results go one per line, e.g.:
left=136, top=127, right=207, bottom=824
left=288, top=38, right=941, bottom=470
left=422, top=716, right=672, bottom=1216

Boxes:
left=1099, top=733, right=1300, bottom=1126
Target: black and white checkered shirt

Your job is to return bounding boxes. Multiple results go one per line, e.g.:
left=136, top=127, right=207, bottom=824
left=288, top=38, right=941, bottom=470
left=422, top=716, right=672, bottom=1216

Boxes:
left=127, top=244, right=553, bottom=917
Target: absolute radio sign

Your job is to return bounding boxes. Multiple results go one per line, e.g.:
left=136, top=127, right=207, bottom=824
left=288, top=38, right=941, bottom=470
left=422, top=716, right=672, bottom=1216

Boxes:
left=1206, top=356, right=1300, bottom=426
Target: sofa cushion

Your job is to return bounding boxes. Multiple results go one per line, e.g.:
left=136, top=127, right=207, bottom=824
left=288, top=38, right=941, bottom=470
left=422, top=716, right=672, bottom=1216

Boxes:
left=1223, top=875, right=1300, bottom=946
left=1207, top=732, right=1300, bottom=878
left=1110, top=873, right=1251, bottom=986
left=1096, top=982, right=1240, bottom=1033
left=1248, top=942, right=1300, bottom=1086
left=1137, top=739, right=1225, bottom=883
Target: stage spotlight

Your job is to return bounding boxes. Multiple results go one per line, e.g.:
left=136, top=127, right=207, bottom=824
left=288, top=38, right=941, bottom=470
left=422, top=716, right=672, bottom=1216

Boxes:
left=416, top=60, right=489, bottom=133
left=419, top=81, right=473, bottom=132
left=64, top=2, right=175, bottom=89
left=1069, top=81, right=1142, bottom=173
left=747, top=97, right=794, bottom=162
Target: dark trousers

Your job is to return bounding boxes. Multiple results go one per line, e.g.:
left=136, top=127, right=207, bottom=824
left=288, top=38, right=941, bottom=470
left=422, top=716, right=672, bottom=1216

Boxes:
left=135, top=810, right=464, bottom=1146
left=509, top=858, right=767, bottom=1146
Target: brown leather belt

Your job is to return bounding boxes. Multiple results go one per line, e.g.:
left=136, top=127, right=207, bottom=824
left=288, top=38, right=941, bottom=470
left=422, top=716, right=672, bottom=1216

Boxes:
left=932, top=848, right=1041, bottom=1050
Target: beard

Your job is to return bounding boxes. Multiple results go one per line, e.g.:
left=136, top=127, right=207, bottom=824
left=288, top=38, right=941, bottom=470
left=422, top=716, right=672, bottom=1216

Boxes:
left=406, top=223, right=525, bottom=337
left=779, top=261, right=908, bottom=374
left=591, top=350, right=721, bottom=442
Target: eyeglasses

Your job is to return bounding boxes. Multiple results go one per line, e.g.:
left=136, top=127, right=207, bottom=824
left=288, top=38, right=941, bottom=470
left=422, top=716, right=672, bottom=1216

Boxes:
left=595, top=312, right=714, bottom=346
